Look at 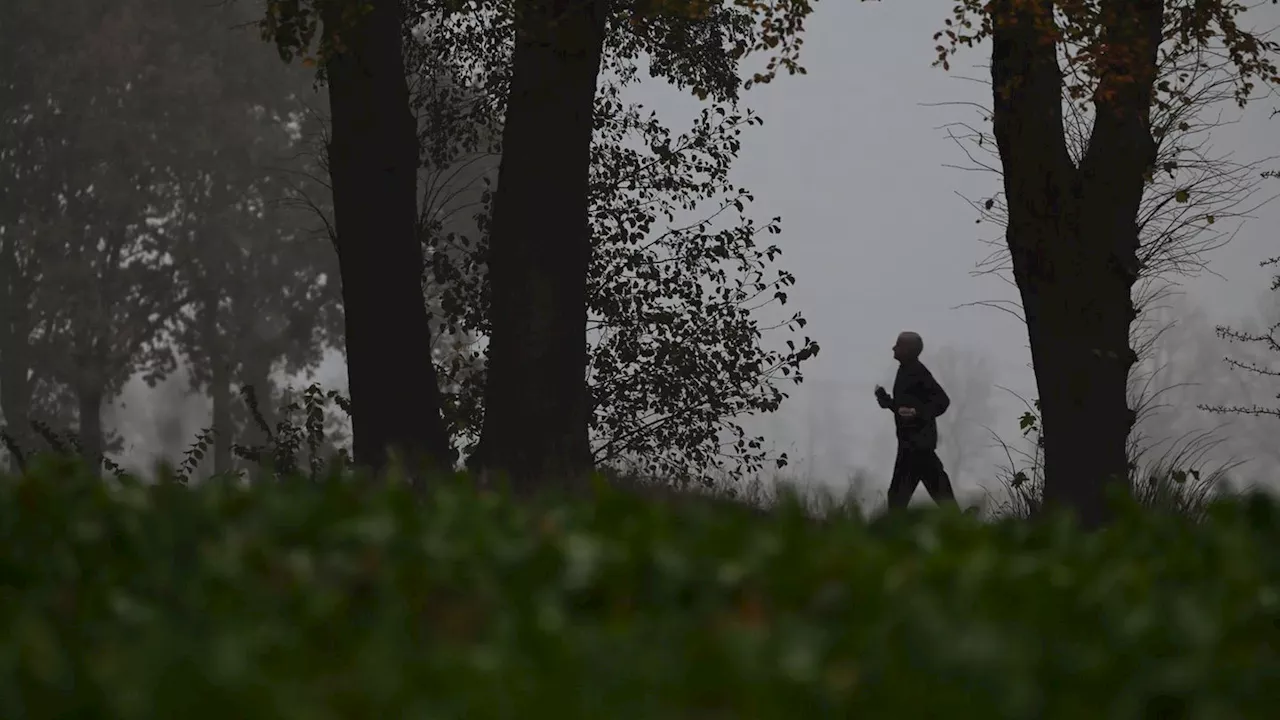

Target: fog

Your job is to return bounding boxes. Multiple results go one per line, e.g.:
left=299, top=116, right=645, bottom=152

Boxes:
left=5, top=0, right=1280, bottom=509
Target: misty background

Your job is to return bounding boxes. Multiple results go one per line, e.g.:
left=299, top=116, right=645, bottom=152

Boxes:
left=5, top=0, right=1279, bottom=507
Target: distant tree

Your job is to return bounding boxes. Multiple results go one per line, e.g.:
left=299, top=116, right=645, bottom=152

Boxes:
left=132, top=3, right=344, bottom=477
left=935, top=0, right=1278, bottom=524
left=178, top=148, right=342, bottom=476
left=0, top=0, right=210, bottom=472
left=33, top=201, right=182, bottom=473
left=178, top=199, right=342, bottom=477
left=0, top=0, right=344, bottom=476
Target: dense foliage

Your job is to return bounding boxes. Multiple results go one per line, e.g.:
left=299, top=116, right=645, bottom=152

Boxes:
left=409, top=5, right=817, bottom=479
left=3, top=458, right=1279, bottom=717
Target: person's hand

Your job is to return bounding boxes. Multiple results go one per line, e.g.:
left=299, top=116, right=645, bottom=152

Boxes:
left=875, top=386, right=891, bottom=408
left=897, top=406, right=917, bottom=419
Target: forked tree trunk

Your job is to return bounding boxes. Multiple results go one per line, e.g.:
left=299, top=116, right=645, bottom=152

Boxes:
left=321, top=0, right=454, bottom=478
left=990, top=0, right=1163, bottom=528
left=472, top=0, right=609, bottom=492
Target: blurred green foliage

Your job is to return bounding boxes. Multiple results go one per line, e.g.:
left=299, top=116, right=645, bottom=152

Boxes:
left=2, top=454, right=1279, bottom=718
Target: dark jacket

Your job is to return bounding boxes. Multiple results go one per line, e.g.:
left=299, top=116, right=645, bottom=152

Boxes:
left=880, top=359, right=950, bottom=450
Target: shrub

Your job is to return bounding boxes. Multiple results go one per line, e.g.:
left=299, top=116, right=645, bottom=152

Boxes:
left=1, top=456, right=1279, bottom=718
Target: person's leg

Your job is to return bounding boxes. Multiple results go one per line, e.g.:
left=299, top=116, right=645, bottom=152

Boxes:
left=886, top=445, right=919, bottom=509
left=918, top=449, right=957, bottom=505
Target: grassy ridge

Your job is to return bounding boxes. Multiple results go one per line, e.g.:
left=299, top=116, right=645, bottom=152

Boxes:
left=2, top=455, right=1279, bottom=718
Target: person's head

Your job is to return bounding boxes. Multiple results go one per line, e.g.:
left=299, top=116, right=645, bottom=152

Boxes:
left=892, top=331, right=923, bottom=363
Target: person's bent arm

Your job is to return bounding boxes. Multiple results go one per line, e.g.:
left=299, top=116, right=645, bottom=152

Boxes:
left=918, top=371, right=950, bottom=420
left=875, top=386, right=895, bottom=410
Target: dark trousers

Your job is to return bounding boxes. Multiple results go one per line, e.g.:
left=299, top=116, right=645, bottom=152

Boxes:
left=887, top=446, right=956, bottom=509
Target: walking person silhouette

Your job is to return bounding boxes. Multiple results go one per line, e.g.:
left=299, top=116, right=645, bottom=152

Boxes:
left=875, top=331, right=957, bottom=509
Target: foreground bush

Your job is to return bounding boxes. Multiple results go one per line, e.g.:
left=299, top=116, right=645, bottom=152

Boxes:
left=2, top=456, right=1279, bottom=718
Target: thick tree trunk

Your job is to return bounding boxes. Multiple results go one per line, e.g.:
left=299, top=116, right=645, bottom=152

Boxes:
left=991, top=0, right=1162, bottom=528
left=320, top=0, right=454, bottom=477
left=472, top=0, right=609, bottom=492
left=76, top=382, right=104, bottom=477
